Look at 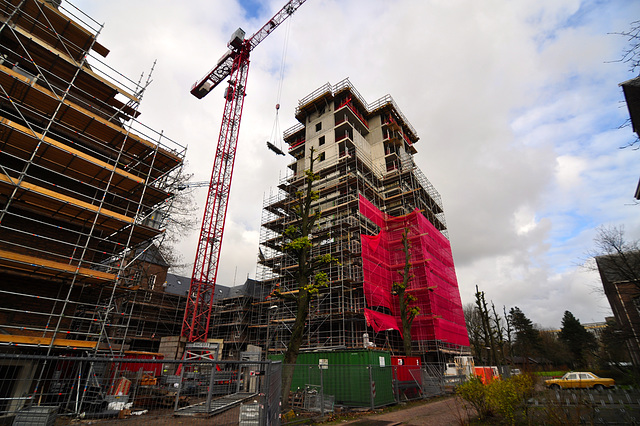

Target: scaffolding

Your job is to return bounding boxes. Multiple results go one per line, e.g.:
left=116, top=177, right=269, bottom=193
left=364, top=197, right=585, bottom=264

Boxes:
left=246, top=79, right=468, bottom=360
left=0, top=0, right=186, bottom=355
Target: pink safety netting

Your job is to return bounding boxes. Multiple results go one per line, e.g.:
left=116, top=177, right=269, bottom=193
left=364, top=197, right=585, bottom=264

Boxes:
left=360, top=195, right=469, bottom=347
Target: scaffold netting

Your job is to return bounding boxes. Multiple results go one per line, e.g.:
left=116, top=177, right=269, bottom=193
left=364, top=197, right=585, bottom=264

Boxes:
left=360, top=195, right=469, bottom=347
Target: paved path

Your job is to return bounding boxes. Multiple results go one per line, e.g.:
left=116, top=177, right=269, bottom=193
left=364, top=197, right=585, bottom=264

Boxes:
left=340, top=396, right=475, bottom=426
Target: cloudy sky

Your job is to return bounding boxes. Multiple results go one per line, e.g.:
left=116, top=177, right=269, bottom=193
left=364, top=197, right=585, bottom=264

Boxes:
left=70, top=0, right=639, bottom=329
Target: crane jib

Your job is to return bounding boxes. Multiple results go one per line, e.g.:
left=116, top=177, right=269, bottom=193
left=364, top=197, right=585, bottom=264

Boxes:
left=189, top=0, right=307, bottom=100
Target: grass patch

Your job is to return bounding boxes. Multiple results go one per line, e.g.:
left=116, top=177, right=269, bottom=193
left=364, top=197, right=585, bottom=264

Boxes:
left=533, top=371, right=566, bottom=377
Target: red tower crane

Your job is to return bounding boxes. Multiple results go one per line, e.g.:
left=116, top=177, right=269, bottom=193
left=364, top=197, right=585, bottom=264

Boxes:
left=182, top=0, right=307, bottom=343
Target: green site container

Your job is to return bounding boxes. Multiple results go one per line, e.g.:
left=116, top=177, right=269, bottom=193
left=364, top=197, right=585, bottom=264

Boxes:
left=273, top=349, right=394, bottom=408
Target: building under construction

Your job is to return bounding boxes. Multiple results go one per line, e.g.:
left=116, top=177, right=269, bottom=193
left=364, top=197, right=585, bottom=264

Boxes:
left=0, top=0, right=187, bottom=355
left=0, top=0, right=468, bottom=364
left=233, top=79, right=469, bottom=361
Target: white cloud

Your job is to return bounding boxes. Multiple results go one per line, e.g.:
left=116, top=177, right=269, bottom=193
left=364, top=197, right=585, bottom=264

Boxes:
left=555, top=155, right=587, bottom=191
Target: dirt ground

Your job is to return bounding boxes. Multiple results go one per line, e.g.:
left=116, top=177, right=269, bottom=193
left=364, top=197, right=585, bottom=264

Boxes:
left=60, top=395, right=473, bottom=425
left=331, top=396, right=475, bottom=426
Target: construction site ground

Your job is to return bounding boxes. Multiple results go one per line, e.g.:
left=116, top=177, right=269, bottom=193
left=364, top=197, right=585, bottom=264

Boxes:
left=322, top=396, right=473, bottom=426
left=64, top=396, right=473, bottom=425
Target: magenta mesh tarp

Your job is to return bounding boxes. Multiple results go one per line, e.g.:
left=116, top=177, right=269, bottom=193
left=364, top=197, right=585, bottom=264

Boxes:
left=360, top=195, right=469, bottom=347
left=364, top=308, right=401, bottom=333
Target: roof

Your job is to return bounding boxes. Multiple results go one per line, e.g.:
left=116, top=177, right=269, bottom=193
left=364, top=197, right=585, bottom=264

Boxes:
left=164, top=273, right=190, bottom=296
left=211, top=278, right=269, bottom=301
left=507, top=356, right=539, bottom=365
left=595, top=250, right=640, bottom=284
left=163, top=274, right=268, bottom=300
left=621, top=76, right=640, bottom=199
left=134, top=244, right=169, bottom=268
left=621, top=75, right=640, bottom=135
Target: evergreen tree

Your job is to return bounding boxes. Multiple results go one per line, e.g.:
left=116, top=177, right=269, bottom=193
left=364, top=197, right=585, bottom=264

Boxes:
left=508, top=306, right=542, bottom=360
left=558, top=311, right=597, bottom=368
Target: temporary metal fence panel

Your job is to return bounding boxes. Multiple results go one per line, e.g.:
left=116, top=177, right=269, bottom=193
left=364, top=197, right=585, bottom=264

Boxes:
left=12, top=405, right=57, bottom=426
left=0, top=353, right=281, bottom=425
left=303, top=386, right=334, bottom=413
left=265, top=360, right=282, bottom=426
left=422, top=363, right=447, bottom=397
left=239, top=402, right=263, bottom=426
left=391, top=356, right=422, bottom=401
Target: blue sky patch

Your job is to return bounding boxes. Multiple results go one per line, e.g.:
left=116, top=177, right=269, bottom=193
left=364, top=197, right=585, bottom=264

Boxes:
left=238, top=0, right=264, bottom=19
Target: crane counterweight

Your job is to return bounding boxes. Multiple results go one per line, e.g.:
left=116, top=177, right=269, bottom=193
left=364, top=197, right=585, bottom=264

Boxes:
left=228, top=28, right=246, bottom=50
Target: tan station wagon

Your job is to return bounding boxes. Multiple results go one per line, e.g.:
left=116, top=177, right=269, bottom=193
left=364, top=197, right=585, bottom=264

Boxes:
left=545, top=372, right=615, bottom=390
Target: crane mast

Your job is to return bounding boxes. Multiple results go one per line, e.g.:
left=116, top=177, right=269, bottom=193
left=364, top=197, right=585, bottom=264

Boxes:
left=182, top=55, right=249, bottom=343
left=182, top=0, right=306, bottom=343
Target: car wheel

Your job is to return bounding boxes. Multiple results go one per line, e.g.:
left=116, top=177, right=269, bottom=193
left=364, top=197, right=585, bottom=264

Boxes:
left=593, top=384, right=604, bottom=391
left=550, top=384, right=561, bottom=391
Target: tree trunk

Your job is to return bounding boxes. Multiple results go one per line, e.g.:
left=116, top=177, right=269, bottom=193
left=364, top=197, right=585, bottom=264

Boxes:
left=397, top=228, right=413, bottom=356
left=281, top=287, right=310, bottom=410
left=401, top=307, right=412, bottom=356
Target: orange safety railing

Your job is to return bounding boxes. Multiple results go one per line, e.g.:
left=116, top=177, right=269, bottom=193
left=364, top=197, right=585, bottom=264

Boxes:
left=288, top=138, right=305, bottom=150
left=336, top=96, right=369, bottom=129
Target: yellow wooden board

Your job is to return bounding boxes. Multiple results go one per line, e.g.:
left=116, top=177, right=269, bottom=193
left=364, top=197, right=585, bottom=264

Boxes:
left=0, top=173, right=134, bottom=224
left=0, top=248, right=116, bottom=281
left=0, top=334, right=97, bottom=349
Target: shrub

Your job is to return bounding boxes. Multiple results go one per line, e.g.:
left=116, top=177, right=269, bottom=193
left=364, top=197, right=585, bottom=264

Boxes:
left=511, top=373, right=536, bottom=398
left=486, top=374, right=535, bottom=424
left=456, top=374, right=536, bottom=424
left=455, top=377, right=493, bottom=419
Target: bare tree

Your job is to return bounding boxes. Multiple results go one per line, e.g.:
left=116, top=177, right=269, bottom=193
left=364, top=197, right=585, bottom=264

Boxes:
left=159, top=168, right=199, bottom=271
left=613, top=20, right=640, bottom=73
left=539, top=329, right=572, bottom=368
left=614, top=21, right=640, bottom=150
left=464, top=303, right=483, bottom=360
left=490, top=303, right=506, bottom=365
left=392, top=228, right=420, bottom=356
left=503, top=305, right=513, bottom=361
left=473, top=286, right=503, bottom=365
left=590, top=225, right=640, bottom=288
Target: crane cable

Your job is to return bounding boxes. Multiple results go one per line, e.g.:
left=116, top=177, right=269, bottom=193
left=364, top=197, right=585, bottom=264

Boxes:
left=266, top=17, right=292, bottom=156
